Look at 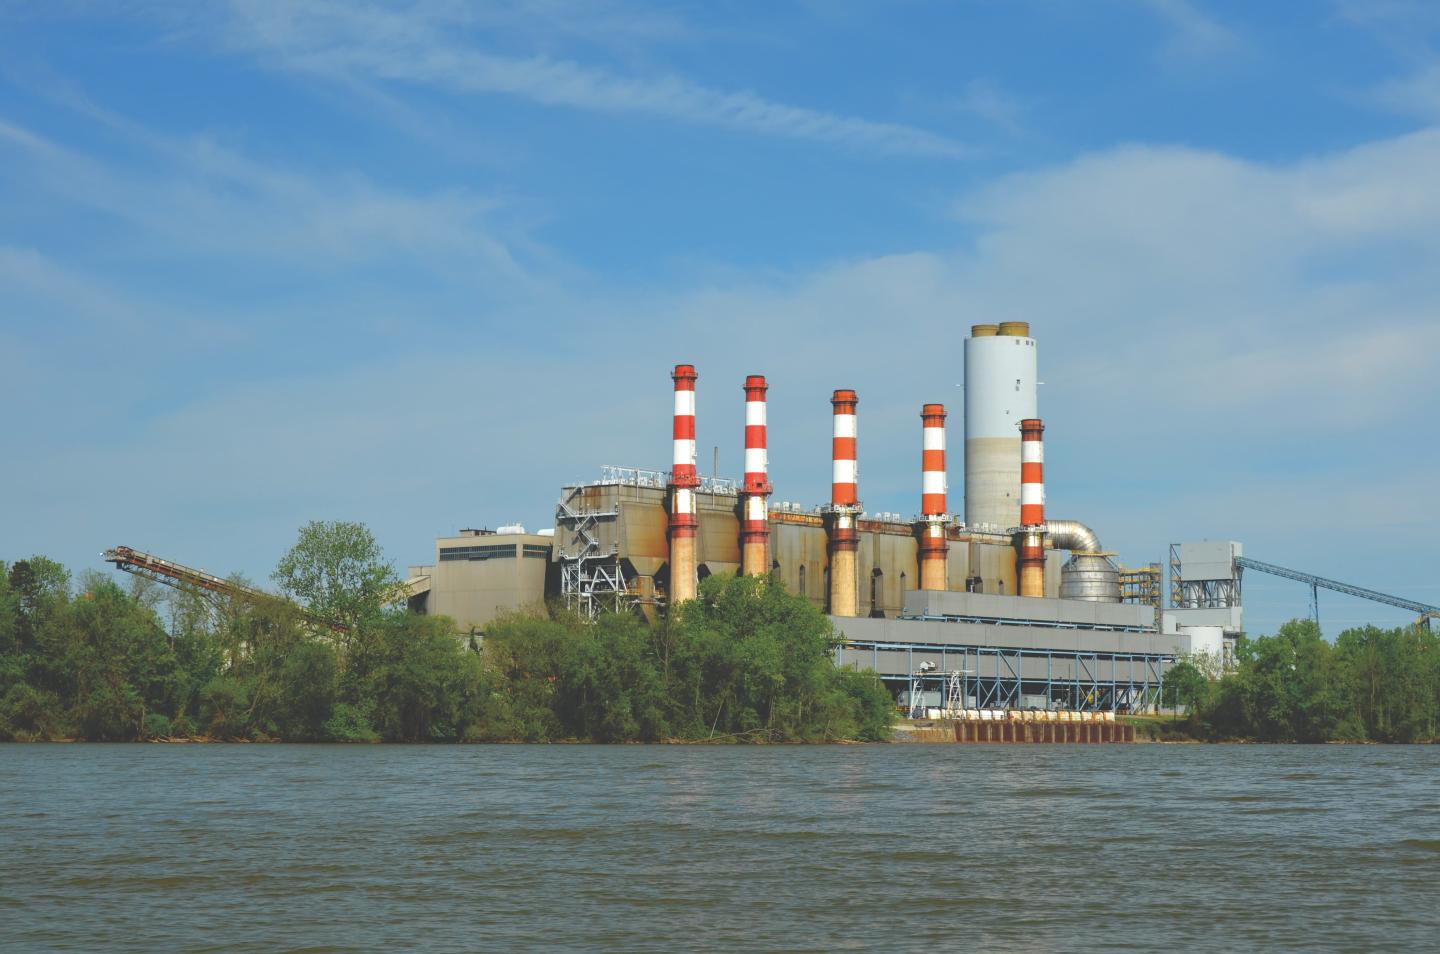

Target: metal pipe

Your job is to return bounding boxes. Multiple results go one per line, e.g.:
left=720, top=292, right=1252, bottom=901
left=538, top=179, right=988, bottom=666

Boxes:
left=668, top=364, right=699, bottom=604
left=1044, top=520, right=1102, bottom=554
left=740, top=374, right=771, bottom=577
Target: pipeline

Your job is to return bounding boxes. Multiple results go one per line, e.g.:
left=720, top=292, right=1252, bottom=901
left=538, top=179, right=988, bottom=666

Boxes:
left=1044, top=519, right=1102, bottom=554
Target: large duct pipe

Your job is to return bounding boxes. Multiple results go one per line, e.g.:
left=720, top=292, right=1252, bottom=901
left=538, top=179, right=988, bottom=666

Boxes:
left=915, top=403, right=949, bottom=591
left=740, top=375, right=771, bottom=577
left=826, top=389, right=861, bottom=616
left=668, top=364, right=699, bottom=604
left=1044, top=520, right=1102, bottom=554
left=964, top=322, right=1038, bottom=530
left=1016, top=418, right=1046, bottom=597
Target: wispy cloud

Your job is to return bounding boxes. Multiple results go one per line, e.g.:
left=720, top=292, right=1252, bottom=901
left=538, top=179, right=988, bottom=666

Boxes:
left=1370, top=62, right=1440, bottom=121
left=207, top=0, right=970, bottom=158
left=947, top=78, right=1029, bottom=134
left=1137, top=0, right=1247, bottom=62
left=0, top=112, right=538, bottom=284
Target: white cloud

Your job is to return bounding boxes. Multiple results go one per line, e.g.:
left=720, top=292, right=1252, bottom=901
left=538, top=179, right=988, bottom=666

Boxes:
left=0, top=114, right=540, bottom=288
left=207, top=0, right=970, bottom=158
left=948, top=78, right=1028, bottom=134
left=1371, top=63, right=1440, bottom=121
left=5, top=97, right=1438, bottom=590
left=1137, top=0, right=1247, bottom=62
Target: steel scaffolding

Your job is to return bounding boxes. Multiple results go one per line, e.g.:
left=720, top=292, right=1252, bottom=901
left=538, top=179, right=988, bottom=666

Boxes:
left=843, top=639, right=1174, bottom=714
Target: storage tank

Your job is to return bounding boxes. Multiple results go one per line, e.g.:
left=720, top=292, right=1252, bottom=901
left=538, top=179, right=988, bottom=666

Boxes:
left=963, top=322, right=1038, bottom=530
left=1058, top=553, right=1120, bottom=602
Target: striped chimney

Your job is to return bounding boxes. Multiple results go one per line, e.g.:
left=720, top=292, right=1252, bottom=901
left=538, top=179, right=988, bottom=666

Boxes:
left=916, top=403, right=949, bottom=591
left=830, top=389, right=859, bottom=507
left=1016, top=417, right=1046, bottom=597
left=668, top=364, right=699, bottom=604
left=826, top=389, right=861, bottom=616
left=1020, top=418, right=1045, bottom=527
left=740, top=375, right=771, bottom=577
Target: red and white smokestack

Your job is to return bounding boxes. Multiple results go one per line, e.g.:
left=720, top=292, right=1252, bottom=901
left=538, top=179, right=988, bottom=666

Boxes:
left=1016, top=417, right=1046, bottom=597
left=826, top=389, right=861, bottom=616
left=916, top=403, right=949, bottom=591
left=1020, top=418, right=1045, bottom=528
left=740, top=375, right=771, bottom=577
left=668, top=364, right=700, bottom=604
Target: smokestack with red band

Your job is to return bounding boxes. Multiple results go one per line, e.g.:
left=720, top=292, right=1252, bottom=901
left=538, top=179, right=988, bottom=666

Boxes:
left=916, top=403, right=949, bottom=591
left=1016, top=417, right=1046, bottom=597
left=826, top=389, right=861, bottom=616
left=831, top=390, right=858, bottom=506
left=1020, top=418, right=1045, bottom=528
left=740, top=375, right=771, bottom=577
left=668, top=364, right=699, bottom=604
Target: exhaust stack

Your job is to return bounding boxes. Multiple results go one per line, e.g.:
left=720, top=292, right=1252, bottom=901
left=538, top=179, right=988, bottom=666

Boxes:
left=964, top=322, right=1038, bottom=530
left=668, top=364, right=699, bottom=604
left=1016, top=417, right=1046, bottom=598
left=740, top=375, right=771, bottom=577
left=915, top=403, right=949, bottom=591
left=825, top=389, right=861, bottom=616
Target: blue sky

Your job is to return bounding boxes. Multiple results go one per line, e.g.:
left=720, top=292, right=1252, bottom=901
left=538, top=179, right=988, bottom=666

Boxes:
left=2, top=0, right=1438, bottom=635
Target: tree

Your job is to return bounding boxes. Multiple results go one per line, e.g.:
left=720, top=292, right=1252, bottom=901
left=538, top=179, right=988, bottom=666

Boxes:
left=1163, top=659, right=1208, bottom=717
left=272, top=521, right=399, bottom=636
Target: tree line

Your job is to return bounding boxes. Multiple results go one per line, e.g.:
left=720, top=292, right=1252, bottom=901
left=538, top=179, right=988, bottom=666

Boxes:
left=1162, top=619, right=1440, bottom=743
left=0, top=522, right=893, bottom=743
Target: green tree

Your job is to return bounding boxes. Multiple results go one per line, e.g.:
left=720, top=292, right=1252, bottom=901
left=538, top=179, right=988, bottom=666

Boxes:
left=272, top=521, right=399, bottom=636
left=1162, top=659, right=1209, bottom=717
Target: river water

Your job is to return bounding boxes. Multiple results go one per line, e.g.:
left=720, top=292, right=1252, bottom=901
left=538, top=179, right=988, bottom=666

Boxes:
left=2, top=743, right=1437, bottom=952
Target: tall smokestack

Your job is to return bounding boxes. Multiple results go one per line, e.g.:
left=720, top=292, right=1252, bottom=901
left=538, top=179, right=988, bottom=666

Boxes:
left=740, top=375, right=771, bottom=577
left=826, top=389, right=861, bottom=616
left=915, top=403, right=949, bottom=591
left=1016, top=417, right=1046, bottom=597
left=668, top=364, right=699, bottom=604
left=964, top=322, right=1038, bottom=530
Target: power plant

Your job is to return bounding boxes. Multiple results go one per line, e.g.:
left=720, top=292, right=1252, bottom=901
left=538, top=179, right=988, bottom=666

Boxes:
left=396, top=320, right=1251, bottom=717
left=105, top=322, right=1440, bottom=720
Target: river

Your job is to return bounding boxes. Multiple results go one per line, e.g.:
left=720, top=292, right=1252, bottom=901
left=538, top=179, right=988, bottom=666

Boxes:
left=2, top=743, right=1437, bottom=952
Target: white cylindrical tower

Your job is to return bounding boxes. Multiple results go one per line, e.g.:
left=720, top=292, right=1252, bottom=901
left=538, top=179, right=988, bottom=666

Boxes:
left=963, top=322, right=1038, bottom=530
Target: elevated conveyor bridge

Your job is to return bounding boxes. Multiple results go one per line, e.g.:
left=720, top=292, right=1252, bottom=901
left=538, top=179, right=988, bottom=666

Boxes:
left=103, top=546, right=431, bottom=631
left=1235, top=556, right=1438, bottom=630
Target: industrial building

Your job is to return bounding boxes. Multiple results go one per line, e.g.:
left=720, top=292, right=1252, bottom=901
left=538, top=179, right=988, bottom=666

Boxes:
left=102, top=333, right=1437, bottom=712
left=404, top=322, right=1247, bottom=713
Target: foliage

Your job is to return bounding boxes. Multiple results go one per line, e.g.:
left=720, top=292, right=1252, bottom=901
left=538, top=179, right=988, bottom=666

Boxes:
left=0, top=537, right=894, bottom=744
left=1173, top=618, right=1438, bottom=743
left=272, top=520, right=400, bottom=635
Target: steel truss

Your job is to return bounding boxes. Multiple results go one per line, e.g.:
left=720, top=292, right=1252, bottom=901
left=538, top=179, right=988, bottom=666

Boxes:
left=844, top=640, right=1174, bottom=714
left=554, top=485, right=630, bottom=619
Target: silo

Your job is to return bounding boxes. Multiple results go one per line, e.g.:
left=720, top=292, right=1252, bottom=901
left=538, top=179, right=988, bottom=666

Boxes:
left=963, top=322, right=1038, bottom=530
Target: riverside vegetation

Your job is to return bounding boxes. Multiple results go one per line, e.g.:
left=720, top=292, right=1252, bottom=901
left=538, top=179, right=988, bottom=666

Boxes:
left=1157, top=619, right=1440, bottom=743
left=0, top=522, right=893, bottom=743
